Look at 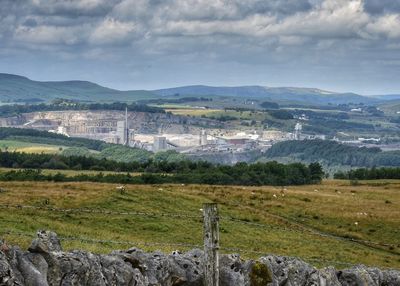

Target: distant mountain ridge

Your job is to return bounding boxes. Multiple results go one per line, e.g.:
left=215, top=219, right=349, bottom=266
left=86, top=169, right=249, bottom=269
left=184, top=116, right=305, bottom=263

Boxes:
left=0, top=73, right=393, bottom=105
left=153, top=85, right=379, bottom=105
left=0, top=73, right=155, bottom=103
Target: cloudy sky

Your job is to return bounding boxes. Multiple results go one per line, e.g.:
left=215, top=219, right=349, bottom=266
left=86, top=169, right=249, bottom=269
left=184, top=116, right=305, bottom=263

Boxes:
left=0, top=0, right=399, bottom=94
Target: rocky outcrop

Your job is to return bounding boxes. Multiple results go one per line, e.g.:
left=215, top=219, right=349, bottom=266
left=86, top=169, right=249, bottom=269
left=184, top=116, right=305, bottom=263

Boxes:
left=0, top=231, right=399, bottom=286
left=3, top=111, right=223, bottom=134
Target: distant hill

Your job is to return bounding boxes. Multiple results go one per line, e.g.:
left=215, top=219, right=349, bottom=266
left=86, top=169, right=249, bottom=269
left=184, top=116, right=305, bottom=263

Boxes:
left=261, top=140, right=400, bottom=170
left=154, top=85, right=381, bottom=105
left=0, top=73, right=395, bottom=106
left=0, top=73, right=156, bottom=103
left=372, top=94, right=400, bottom=101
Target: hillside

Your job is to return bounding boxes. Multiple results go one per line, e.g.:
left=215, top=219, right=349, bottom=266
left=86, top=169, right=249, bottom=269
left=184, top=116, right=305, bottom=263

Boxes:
left=154, top=85, right=380, bottom=105
left=0, top=73, right=392, bottom=106
left=262, top=140, right=400, bottom=171
left=0, top=73, right=156, bottom=103
left=0, top=127, right=153, bottom=163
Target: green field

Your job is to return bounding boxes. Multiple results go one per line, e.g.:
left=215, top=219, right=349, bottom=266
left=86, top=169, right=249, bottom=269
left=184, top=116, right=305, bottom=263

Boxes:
left=165, top=107, right=220, bottom=116
left=0, top=179, right=399, bottom=269
left=0, top=167, right=142, bottom=177
left=0, top=140, right=67, bottom=154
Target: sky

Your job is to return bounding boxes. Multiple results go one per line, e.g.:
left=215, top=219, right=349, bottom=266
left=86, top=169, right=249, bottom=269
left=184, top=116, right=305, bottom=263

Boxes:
left=0, top=0, right=400, bottom=95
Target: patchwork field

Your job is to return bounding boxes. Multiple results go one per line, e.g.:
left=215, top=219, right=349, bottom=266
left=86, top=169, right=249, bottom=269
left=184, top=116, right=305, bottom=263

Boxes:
left=0, top=179, right=399, bottom=269
left=0, top=140, right=66, bottom=154
left=0, top=167, right=142, bottom=177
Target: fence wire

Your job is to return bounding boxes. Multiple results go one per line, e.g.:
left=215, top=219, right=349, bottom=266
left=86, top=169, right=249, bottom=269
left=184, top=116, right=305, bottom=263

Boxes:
left=1, top=229, right=202, bottom=249
left=220, top=215, right=399, bottom=250
left=0, top=230, right=368, bottom=269
left=0, top=204, right=202, bottom=220
left=1, top=203, right=397, bottom=251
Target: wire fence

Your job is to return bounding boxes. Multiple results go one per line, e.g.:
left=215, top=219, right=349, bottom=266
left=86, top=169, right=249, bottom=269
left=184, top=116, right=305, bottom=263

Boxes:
left=0, top=204, right=202, bottom=220
left=220, top=215, right=400, bottom=249
left=0, top=229, right=356, bottom=268
left=0, top=229, right=202, bottom=249
left=0, top=203, right=398, bottom=270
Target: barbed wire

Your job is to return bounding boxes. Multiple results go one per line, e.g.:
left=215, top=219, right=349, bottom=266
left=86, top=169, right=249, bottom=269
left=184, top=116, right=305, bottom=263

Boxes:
left=1, top=203, right=397, bottom=252
left=0, top=230, right=364, bottom=268
left=0, top=230, right=202, bottom=249
left=2, top=230, right=398, bottom=270
left=220, top=216, right=300, bottom=233
left=0, top=204, right=202, bottom=220
left=219, top=215, right=399, bottom=250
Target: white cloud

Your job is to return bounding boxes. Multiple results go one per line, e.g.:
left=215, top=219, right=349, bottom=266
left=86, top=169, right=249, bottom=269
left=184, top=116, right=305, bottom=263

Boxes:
left=89, top=18, right=137, bottom=44
left=1, top=0, right=400, bottom=94
left=366, top=14, right=400, bottom=39
left=30, top=0, right=118, bottom=16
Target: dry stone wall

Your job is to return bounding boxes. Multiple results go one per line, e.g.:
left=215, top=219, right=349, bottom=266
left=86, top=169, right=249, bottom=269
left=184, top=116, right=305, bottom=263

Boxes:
left=1, top=231, right=399, bottom=286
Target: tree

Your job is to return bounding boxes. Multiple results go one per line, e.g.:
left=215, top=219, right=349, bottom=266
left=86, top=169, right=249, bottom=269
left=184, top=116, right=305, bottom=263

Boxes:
left=309, top=162, right=324, bottom=183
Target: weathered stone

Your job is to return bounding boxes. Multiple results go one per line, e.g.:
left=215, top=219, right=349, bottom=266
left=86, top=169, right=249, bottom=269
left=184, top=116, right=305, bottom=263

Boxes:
left=337, top=266, right=386, bottom=286
left=16, top=251, right=48, bottom=286
left=382, top=269, right=400, bottom=285
left=219, top=254, right=253, bottom=286
left=28, top=230, right=62, bottom=254
left=0, top=251, right=18, bottom=286
left=1, top=231, right=400, bottom=286
left=260, top=255, right=318, bottom=285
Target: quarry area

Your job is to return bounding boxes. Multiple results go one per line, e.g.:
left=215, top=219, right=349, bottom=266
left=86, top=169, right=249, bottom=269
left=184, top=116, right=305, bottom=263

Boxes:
left=1, top=230, right=399, bottom=286
left=0, top=110, right=321, bottom=158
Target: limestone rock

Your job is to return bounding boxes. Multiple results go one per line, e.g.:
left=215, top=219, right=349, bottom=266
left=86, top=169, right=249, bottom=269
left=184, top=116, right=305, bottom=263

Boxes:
left=1, top=231, right=400, bottom=286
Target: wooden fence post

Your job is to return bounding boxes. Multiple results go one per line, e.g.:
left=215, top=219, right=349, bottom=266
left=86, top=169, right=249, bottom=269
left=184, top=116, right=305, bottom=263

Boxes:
left=203, top=203, right=219, bottom=286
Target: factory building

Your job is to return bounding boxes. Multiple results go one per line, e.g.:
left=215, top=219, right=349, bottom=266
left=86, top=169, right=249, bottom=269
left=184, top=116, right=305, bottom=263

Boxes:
left=200, top=129, right=208, bottom=145
left=294, top=122, right=302, bottom=140
left=153, top=136, right=167, bottom=152
left=116, top=120, right=127, bottom=145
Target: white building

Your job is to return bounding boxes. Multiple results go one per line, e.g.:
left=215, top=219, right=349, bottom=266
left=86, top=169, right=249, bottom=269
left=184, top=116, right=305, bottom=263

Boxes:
left=153, top=136, right=167, bottom=152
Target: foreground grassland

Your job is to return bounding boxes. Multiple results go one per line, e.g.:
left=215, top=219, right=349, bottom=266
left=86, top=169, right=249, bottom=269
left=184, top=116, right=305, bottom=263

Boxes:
left=0, top=179, right=399, bottom=269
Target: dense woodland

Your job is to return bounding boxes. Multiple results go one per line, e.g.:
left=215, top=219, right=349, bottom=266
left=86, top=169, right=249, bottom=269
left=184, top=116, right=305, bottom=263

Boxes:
left=265, top=140, right=400, bottom=167
left=303, top=119, right=375, bottom=135
left=0, top=150, right=324, bottom=185
left=334, top=167, right=400, bottom=180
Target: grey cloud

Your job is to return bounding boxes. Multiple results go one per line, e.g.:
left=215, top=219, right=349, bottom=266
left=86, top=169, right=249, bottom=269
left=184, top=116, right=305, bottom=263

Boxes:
left=364, top=0, right=400, bottom=15
left=236, top=0, right=313, bottom=16
left=22, top=18, right=38, bottom=27
left=31, top=0, right=122, bottom=17
left=0, top=0, right=399, bottom=94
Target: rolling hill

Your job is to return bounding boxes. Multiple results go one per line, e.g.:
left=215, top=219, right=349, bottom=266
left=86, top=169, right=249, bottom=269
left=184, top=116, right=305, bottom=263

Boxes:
left=153, top=85, right=381, bottom=105
left=260, top=140, right=400, bottom=175
left=0, top=73, right=394, bottom=106
left=0, top=73, right=156, bottom=103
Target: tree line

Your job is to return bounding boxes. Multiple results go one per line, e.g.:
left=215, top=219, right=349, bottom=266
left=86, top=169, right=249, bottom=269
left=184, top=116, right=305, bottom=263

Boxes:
left=0, top=151, right=324, bottom=186
left=334, top=167, right=400, bottom=180
left=0, top=101, right=164, bottom=117
left=265, top=140, right=400, bottom=168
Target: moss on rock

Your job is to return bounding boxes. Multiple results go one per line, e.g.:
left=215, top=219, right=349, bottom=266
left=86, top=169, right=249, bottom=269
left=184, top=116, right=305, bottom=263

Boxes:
left=250, top=261, right=273, bottom=286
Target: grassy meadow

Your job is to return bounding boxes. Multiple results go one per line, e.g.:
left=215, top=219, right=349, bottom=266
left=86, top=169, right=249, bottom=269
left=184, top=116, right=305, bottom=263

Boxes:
left=0, top=167, right=142, bottom=177
left=0, top=179, right=399, bottom=269
left=0, top=140, right=66, bottom=154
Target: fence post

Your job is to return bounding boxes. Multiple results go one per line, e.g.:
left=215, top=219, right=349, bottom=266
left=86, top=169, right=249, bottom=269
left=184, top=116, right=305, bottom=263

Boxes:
left=203, top=203, right=219, bottom=286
